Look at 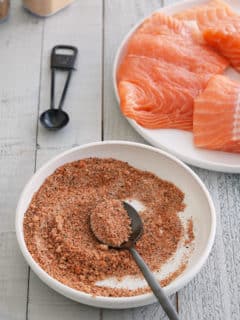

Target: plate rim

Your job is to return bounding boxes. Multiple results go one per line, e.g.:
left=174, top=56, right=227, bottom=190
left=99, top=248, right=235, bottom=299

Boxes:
left=112, top=0, right=240, bottom=173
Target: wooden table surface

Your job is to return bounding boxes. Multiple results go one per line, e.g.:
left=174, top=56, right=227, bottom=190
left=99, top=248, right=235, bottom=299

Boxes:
left=0, top=0, right=239, bottom=319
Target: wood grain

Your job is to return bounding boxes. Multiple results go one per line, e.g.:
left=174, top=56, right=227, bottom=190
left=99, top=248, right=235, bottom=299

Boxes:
left=162, top=1, right=239, bottom=319
left=177, top=168, right=231, bottom=320
left=164, top=0, right=181, bottom=5
left=103, top=0, right=162, bottom=142
left=0, top=1, right=42, bottom=319
left=37, top=0, right=102, bottom=149
left=216, top=172, right=240, bottom=319
left=28, top=269, right=99, bottom=320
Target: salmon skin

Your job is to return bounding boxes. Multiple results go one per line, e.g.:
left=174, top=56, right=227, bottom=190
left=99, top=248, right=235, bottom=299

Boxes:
left=193, top=75, right=240, bottom=153
left=174, top=0, right=240, bottom=72
left=117, top=12, right=228, bottom=130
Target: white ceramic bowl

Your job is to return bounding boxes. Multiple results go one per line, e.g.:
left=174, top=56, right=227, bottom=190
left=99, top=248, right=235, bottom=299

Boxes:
left=15, top=141, right=216, bottom=309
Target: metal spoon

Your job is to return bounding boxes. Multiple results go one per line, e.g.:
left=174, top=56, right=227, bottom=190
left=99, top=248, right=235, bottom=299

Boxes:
left=91, top=201, right=180, bottom=320
left=40, top=45, right=78, bottom=130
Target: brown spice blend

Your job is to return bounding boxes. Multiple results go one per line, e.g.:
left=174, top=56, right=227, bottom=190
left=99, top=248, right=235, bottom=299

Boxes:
left=185, top=218, right=195, bottom=246
left=24, top=158, right=187, bottom=297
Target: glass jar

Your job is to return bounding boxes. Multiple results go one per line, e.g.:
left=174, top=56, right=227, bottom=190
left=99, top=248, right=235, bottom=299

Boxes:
left=22, top=0, right=74, bottom=17
left=0, top=0, right=9, bottom=23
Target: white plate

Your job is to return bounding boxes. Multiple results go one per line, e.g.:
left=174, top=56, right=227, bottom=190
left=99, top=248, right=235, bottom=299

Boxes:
left=113, top=0, right=240, bottom=173
left=16, top=141, right=216, bottom=309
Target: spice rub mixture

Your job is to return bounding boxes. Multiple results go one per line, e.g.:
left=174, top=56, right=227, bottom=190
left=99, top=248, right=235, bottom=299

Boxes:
left=24, top=158, right=193, bottom=297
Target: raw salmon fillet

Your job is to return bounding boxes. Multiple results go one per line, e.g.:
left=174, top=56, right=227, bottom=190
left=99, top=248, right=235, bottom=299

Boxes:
left=117, top=12, right=228, bottom=130
left=174, top=0, right=240, bottom=71
left=174, top=0, right=231, bottom=23
left=126, top=33, right=228, bottom=75
left=137, top=10, right=201, bottom=39
left=118, top=55, right=210, bottom=130
left=193, top=75, right=240, bottom=153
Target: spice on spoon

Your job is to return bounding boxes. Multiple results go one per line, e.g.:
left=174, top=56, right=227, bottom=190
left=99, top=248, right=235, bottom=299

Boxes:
left=90, top=199, right=132, bottom=247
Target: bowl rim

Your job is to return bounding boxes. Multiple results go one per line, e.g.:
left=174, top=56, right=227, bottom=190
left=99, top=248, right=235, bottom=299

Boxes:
left=15, top=140, right=216, bottom=309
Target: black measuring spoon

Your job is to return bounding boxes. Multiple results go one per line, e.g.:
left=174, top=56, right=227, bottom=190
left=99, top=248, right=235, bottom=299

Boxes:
left=40, top=45, right=78, bottom=130
left=90, top=201, right=180, bottom=320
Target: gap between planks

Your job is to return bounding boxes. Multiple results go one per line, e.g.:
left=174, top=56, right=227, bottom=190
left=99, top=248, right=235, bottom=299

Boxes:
left=25, top=18, right=46, bottom=320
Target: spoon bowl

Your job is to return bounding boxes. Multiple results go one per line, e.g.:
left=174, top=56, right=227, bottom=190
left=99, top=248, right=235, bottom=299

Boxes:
left=40, top=109, right=69, bottom=130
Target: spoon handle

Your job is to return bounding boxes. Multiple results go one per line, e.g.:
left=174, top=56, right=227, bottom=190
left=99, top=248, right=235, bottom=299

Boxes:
left=129, top=247, right=180, bottom=320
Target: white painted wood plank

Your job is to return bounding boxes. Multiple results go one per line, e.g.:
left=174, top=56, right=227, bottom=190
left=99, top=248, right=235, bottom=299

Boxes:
left=104, top=0, right=240, bottom=319
left=102, top=296, right=177, bottom=320
left=29, top=148, right=100, bottom=319
left=103, top=0, right=162, bottom=141
left=103, top=1, right=177, bottom=319
left=27, top=1, right=103, bottom=319
left=28, top=271, right=99, bottom=320
left=162, top=1, right=239, bottom=318
left=164, top=0, right=181, bottom=5
left=0, top=232, right=29, bottom=320
left=178, top=168, right=231, bottom=320
left=0, top=0, right=43, bottom=319
left=178, top=168, right=240, bottom=320
left=215, top=173, right=240, bottom=319
left=37, top=0, right=102, bottom=149
left=27, top=150, right=100, bottom=320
